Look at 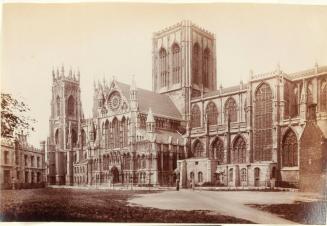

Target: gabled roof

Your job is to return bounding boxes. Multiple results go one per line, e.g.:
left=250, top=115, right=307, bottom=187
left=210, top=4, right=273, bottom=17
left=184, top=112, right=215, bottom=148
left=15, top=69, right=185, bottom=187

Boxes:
left=115, top=81, right=182, bottom=120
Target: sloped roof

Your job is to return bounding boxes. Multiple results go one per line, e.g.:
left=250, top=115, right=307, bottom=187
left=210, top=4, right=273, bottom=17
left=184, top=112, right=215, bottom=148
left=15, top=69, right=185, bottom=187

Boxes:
left=202, top=84, right=248, bottom=98
left=115, top=81, right=182, bottom=120
left=288, top=65, right=327, bottom=79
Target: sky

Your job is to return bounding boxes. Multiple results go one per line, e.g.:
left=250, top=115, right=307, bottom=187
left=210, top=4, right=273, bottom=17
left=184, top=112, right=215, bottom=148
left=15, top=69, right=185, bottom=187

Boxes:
left=1, top=2, right=327, bottom=146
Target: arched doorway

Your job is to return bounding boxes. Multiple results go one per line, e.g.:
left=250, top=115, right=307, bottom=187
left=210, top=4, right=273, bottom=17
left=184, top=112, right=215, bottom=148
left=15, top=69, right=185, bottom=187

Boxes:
left=110, top=166, right=119, bottom=183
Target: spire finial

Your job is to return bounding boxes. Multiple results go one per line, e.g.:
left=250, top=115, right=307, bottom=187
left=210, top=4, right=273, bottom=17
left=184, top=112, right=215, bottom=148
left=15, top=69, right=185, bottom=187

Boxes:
left=315, top=61, right=318, bottom=74
left=146, top=107, right=155, bottom=123
left=61, top=64, right=64, bottom=77
left=131, top=74, right=136, bottom=90
left=276, top=62, right=281, bottom=74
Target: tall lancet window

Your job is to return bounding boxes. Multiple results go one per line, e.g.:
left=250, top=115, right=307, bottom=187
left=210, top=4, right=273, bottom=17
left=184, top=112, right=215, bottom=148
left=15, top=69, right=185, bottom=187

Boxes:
left=67, top=95, right=75, bottom=117
left=56, top=96, right=60, bottom=117
left=159, top=48, right=168, bottom=87
left=172, top=43, right=181, bottom=84
left=192, top=43, right=200, bottom=84
left=203, top=48, right=210, bottom=88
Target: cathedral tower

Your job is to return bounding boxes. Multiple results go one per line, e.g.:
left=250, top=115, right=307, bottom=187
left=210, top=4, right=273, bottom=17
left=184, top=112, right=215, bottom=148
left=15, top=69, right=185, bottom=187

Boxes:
left=48, top=66, right=83, bottom=185
left=152, top=20, right=217, bottom=120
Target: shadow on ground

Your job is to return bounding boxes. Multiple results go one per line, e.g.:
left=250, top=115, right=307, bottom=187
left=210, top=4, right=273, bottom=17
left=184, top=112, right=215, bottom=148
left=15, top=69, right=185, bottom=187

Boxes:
left=0, top=188, right=252, bottom=223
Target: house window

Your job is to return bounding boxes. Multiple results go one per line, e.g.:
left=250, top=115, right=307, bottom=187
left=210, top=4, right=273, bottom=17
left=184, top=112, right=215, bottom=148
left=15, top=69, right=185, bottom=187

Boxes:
left=37, top=157, right=40, bottom=168
left=240, top=168, right=247, bottom=182
left=254, top=83, right=273, bottom=161
left=198, top=172, right=203, bottom=183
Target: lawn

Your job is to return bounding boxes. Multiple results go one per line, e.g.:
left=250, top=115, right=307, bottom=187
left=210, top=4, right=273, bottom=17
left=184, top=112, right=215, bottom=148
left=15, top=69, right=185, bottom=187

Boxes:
left=0, top=188, right=252, bottom=223
left=247, top=201, right=327, bottom=225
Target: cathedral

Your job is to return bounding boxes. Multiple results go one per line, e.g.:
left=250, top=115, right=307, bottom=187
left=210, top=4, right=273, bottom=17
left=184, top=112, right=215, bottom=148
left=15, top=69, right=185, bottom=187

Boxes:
left=46, top=21, right=327, bottom=192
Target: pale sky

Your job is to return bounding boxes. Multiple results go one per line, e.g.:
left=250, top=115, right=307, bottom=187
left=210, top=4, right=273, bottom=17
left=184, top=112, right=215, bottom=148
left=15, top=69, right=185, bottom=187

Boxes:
left=2, top=2, right=327, bottom=146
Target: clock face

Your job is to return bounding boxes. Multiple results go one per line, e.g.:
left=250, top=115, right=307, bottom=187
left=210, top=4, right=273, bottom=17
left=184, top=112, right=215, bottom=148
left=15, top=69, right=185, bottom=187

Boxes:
left=109, top=91, right=121, bottom=110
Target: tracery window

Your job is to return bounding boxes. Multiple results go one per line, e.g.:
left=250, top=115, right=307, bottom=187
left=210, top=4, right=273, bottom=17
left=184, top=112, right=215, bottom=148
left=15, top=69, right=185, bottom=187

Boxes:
left=191, top=104, right=201, bottom=128
left=206, top=102, right=218, bottom=125
left=67, top=95, right=75, bottom=117
left=320, top=79, right=327, bottom=112
left=291, top=87, right=299, bottom=117
left=159, top=48, right=169, bottom=87
left=254, top=83, right=273, bottom=161
left=172, top=43, right=181, bottom=84
left=56, top=96, right=60, bottom=116
left=203, top=48, right=210, bottom=88
left=232, top=136, right=246, bottom=164
left=240, top=168, right=247, bottom=182
left=192, top=43, right=200, bottom=84
left=224, top=98, right=237, bottom=123
left=282, top=130, right=298, bottom=167
left=194, top=140, right=205, bottom=158
left=211, top=138, right=224, bottom=163
left=71, top=129, right=77, bottom=147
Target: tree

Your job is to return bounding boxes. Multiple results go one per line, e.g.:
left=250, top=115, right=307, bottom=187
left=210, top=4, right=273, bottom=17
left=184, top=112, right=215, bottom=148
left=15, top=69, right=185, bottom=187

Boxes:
left=1, top=93, right=36, bottom=138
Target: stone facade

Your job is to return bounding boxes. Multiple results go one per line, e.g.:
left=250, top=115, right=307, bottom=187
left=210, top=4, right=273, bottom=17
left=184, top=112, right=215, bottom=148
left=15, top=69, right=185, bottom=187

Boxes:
left=0, top=132, right=46, bottom=189
left=47, top=21, right=327, bottom=192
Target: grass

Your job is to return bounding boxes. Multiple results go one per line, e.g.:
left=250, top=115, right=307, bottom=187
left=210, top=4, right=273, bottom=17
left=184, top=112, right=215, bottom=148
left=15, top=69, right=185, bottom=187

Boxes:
left=247, top=201, right=327, bottom=225
left=0, top=188, right=252, bottom=223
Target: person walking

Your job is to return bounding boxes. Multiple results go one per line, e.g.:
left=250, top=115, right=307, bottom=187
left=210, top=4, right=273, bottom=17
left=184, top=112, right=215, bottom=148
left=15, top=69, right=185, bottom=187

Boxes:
left=176, top=179, right=180, bottom=191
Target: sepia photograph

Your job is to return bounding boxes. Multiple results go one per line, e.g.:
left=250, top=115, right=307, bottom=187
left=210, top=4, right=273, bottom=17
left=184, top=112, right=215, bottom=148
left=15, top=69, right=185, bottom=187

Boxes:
left=1, top=0, right=327, bottom=224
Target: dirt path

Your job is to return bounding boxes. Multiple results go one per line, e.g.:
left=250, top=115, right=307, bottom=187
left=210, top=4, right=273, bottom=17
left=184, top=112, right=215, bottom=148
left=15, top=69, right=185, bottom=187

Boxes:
left=129, top=190, right=311, bottom=224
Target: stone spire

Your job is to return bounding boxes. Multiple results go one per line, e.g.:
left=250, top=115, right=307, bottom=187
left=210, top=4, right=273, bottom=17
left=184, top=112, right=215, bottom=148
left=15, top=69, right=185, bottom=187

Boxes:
left=146, top=108, right=155, bottom=123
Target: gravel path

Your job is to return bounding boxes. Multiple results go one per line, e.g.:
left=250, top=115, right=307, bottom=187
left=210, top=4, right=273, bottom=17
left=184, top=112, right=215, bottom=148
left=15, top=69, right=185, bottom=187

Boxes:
left=129, top=190, right=320, bottom=224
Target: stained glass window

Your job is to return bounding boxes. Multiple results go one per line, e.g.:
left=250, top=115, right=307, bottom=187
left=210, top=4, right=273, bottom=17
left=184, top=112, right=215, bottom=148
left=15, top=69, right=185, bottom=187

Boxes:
left=224, top=98, right=237, bottom=123
left=191, top=104, right=201, bottom=128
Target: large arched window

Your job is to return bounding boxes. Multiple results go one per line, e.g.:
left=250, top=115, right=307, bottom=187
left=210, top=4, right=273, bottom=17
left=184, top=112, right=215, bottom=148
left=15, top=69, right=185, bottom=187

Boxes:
left=192, top=43, right=200, bottom=84
left=172, top=43, right=181, bottom=84
left=67, top=95, right=75, bottom=117
left=203, top=48, right=210, bottom=88
left=194, top=140, right=205, bottom=157
left=159, top=48, right=168, bottom=88
left=191, top=104, right=201, bottom=128
left=56, top=96, right=60, bottom=117
left=121, top=117, right=128, bottom=147
left=254, top=83, right=273, bottom=161
left=224, top=98, right=237, bottom=123
left=232, top=136, right=246, bottom=163
left=112, top=118, right=119, bottom=148
left=282, top=130, right=298, bottom=167
left=104, top=120, right=109, bottom=148
left=320, top=79, right=327, bottom=112
left=206, top=102, right=218, bottom=125
left=211, top=138, right=224, bottom=163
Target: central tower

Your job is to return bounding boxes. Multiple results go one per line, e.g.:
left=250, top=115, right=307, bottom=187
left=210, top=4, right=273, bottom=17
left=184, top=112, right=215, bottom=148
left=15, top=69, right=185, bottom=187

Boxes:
left=152, top=20, right=217, bottom=120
